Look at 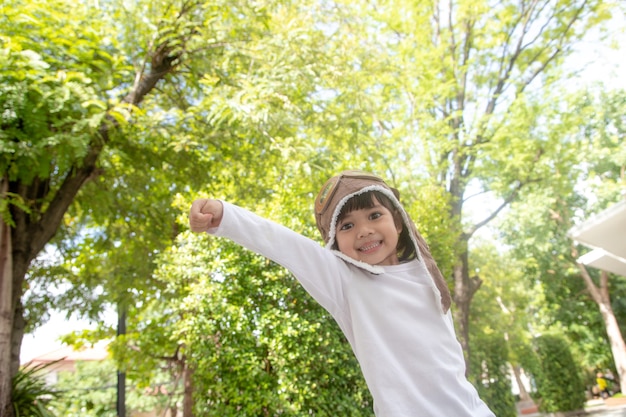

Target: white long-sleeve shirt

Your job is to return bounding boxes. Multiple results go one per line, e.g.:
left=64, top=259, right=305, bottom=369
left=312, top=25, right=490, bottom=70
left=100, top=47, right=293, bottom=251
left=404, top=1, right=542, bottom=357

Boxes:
left=209, top=202, right=495, bottom=417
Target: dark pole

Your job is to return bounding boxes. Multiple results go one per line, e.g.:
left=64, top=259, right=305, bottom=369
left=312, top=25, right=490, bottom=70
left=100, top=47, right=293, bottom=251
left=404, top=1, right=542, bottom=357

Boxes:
left=117, top=302, right=127, bottom=417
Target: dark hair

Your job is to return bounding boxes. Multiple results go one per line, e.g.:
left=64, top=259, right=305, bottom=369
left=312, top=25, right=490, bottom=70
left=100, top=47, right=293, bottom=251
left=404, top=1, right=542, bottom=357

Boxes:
left=334, top=190, right=416, bottom=262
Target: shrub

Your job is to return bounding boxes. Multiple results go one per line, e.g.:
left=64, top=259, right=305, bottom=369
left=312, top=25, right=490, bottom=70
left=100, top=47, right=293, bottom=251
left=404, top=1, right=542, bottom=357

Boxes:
left=12, top=362, right=58, bottom=417
left=530, top=334, right=586, bottom=413
left=470, top=333, right=517, bottom=417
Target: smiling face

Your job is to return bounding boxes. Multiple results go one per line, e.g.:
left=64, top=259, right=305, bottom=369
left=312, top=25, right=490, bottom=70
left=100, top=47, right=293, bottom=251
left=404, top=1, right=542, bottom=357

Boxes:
left=334, top=195, right=403, bottom=266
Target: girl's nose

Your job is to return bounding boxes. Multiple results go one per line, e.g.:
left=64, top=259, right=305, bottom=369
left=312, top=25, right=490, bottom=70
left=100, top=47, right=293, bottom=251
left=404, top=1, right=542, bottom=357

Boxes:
left=357, top=225, right=373, bottom=239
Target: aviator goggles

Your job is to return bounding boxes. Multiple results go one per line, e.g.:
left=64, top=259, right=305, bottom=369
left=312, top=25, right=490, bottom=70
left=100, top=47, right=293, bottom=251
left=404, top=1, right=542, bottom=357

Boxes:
left=314, top=170, right=386, bottom=217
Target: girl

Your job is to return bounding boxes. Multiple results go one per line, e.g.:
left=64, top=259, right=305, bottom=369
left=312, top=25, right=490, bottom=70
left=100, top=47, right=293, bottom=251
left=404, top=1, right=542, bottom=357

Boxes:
left=189, top=170, right=494, bottom=416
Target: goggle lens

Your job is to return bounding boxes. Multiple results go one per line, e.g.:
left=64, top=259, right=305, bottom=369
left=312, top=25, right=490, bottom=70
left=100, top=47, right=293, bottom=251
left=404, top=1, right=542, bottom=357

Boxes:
left=315, top=170, right=385, bottom=215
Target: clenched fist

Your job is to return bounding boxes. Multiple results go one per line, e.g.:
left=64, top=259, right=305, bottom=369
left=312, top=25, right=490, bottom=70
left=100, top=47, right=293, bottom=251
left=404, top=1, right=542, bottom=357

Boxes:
left=189, top=199, right=224, bottom=232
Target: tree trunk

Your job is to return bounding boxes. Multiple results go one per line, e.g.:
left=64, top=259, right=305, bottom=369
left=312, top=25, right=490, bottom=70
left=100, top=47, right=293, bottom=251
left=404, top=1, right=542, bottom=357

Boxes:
left=0, top=178, right=14, bottom=417
left=452, top=240, right=483, bottom=375
left=599, top=299, right=626, bottom=395
left=183, top=361, right=194, bottom=417
left=512, top=364, right=531, bottom=402
left=577, top=264, right=626, bottom=395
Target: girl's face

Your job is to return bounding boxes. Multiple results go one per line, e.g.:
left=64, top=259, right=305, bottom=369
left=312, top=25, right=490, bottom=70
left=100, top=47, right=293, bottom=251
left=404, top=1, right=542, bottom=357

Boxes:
left=335, top=196, right=402, bottom=266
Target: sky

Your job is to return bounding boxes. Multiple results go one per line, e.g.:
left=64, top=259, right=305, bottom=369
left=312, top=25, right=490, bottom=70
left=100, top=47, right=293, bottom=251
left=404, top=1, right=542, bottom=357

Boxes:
left=568, top=11, right=626, bottom=90
left=20, top=8, right=626, bottom=364
left=21, top=315, right=101, bottom=363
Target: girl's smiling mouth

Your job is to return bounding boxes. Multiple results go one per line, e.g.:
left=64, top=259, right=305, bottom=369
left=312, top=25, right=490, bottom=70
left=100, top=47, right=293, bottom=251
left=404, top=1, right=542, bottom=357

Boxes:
left=359, top=241, right=382, bottom=253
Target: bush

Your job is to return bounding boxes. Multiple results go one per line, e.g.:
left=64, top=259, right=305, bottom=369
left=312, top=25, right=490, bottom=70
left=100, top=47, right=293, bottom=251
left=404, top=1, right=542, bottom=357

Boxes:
left=530, top=334, right=586, bottom=413
left=12, top=362, right=58, bottom=417
left=470, top=333, right=517, bottom=417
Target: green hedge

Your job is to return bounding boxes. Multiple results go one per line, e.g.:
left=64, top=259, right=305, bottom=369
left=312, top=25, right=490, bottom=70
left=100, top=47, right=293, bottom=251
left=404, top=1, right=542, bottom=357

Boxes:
left=470, top=333, right=517, bottom=417
left=530, top=334, right=586, bottom=413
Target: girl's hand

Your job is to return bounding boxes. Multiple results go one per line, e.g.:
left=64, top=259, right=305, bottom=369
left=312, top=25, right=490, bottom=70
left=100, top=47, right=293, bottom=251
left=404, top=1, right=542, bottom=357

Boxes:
left=189, top=199, right=224, bottom=232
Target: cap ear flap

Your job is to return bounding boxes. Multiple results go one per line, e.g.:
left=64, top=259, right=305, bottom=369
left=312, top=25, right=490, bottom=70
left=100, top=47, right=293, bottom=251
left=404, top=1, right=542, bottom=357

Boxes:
left=391, top=187, right=400, bottom=200
left=412, top=225, right=452, bottom=312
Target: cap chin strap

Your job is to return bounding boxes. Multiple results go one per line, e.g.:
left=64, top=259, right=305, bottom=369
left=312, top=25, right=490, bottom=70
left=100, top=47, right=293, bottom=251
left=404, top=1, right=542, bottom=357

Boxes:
left=330, top=249, right=385, bottom=274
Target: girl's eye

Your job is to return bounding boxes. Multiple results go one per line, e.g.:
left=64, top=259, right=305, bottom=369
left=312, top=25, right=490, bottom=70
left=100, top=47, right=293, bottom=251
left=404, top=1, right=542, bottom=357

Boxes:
left=370, top=212, right=382, bottom=220
left=340, top=223, right=353, bottom=231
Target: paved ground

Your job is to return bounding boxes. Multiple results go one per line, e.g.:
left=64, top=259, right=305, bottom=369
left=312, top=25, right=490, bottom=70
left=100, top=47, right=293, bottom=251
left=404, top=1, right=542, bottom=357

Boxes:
left=585, top=404, right=626, bottom=417
left=522, top=402, right=626, bottom=417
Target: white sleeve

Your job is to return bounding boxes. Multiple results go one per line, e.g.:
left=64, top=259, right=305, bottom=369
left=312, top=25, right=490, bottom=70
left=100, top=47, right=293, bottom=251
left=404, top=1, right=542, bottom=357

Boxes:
left=208, top=201, right=349, bottom=316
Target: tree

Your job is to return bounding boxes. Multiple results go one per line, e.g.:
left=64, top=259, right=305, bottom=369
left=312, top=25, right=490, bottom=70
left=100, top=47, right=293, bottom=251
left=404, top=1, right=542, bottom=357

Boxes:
left=571, top=265, right=626, bottom=394
left=568, top=88, right=626, bottom=394
left=1, top=0, right=293, bottom=413
left=3, top=0, right=624, bottom=414
left=471, top=334, right=516, bottom=417
left=309, top=0, right=613, bottom=372
left=149, top=233, right=373, bottom=415
left=1, top=2, right=126, bottom=411
left=499, top=87, right=626, bottom=395
left=4, top=0, right=372, bottom=413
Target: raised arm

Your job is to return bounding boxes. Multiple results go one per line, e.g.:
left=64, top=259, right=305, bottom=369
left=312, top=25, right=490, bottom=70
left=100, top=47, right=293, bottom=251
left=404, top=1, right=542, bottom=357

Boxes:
left=188, top=200, right=350, bottom=319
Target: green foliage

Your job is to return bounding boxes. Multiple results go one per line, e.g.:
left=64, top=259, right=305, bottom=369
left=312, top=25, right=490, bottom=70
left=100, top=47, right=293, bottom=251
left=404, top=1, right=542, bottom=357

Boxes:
left=468, top=242, right=538, bottom=415
left=12, top=363, right=58, bottom=417
left=574, top=88, right=626, bottom=207
left=150, top=233, right=373, bottom=416
left=50, top=360, right=116, bottom=417
left=470, top=334, right=516, bottom=417
left=529, top=334, right=586, bottom=413
left=496, top=88, right=626, bottom=378
left=0, top=0, right=125, bottom=183
left=49, top=359, right=172, bottom=417
left=310, top=1, right=615, bottom=379
left=5, top=0, right=625, bottom=415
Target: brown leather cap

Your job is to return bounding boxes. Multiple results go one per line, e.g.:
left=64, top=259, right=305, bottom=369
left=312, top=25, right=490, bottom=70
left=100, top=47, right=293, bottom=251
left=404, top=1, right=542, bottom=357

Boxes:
left=314, top=171, right=398, bottom=244
left=313, top=170, right=452, bottom=312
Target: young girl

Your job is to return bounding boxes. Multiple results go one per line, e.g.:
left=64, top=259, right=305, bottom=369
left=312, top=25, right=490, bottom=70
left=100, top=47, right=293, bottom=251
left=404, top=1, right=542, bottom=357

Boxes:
left=189, top=170, right=495, bottom=416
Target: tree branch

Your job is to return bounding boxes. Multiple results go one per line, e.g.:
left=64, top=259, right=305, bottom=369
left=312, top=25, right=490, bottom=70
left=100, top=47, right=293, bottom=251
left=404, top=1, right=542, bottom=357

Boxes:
left=21, top=23, right=189, bottom=264
left=464, top=180, right=522, bottom=238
